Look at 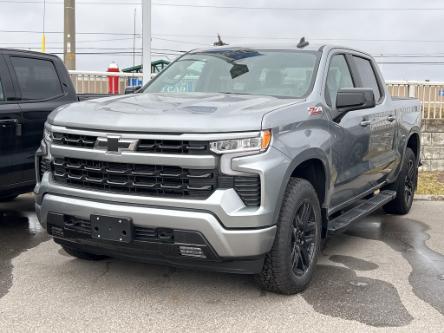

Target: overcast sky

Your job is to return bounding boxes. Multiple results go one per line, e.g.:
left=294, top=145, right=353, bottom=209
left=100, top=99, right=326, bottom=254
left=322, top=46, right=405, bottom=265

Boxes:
left=0, top=0, right=443, bottom=81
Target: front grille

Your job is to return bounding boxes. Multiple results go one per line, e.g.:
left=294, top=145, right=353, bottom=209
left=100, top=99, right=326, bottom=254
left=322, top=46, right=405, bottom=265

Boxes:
left=52, top=132, right=211, bottom=155
left=137, top=139, right=211, bottom=154
left=53, top=157, right=218, bottom=199
left=51, top=158, right=261, bottom=205
left=53, top=132, right=97, bottom=148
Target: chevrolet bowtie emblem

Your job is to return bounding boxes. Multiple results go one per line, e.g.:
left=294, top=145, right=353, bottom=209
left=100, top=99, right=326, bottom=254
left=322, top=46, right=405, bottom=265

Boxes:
left=95, top=136, right=138, bottom=152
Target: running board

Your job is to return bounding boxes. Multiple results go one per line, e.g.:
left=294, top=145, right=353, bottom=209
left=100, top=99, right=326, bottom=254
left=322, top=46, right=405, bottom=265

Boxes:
left=328, top=190, right=396, bottom=234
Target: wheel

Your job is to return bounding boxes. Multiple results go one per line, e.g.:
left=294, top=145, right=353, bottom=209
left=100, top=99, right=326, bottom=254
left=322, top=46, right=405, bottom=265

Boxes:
left=62, top=246, right=107, bottom=261
left=0, top=194, right=18, bottom=202
left=383, top=148, right=417, bottom=215
left=257, top=178, right=322, bottom=294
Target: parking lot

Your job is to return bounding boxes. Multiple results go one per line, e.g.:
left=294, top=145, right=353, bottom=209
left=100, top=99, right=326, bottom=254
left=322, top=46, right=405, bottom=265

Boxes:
left=0, top=194, right=443, bottom=332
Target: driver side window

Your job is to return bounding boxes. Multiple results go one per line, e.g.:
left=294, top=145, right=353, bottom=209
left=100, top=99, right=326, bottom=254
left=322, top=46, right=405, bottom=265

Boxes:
left=325, top=55, right=354, bottom=107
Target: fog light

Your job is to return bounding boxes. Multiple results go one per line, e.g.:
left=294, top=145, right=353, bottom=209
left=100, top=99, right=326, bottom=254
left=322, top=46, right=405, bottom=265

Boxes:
left=179, top=246, right=206, bottom=258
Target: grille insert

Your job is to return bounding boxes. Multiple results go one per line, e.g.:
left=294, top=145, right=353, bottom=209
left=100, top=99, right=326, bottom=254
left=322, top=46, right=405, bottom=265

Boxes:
left=51, top=158, right=261, bottom=205
left=53, top=158, right=217, bottom=199
left=38, top=157, right=51, bottom=180
left=52, top=132, right=211, bottom=155
left=53, top=132, right=97, bottom=148
left=234, top=177, right=262, bottom=207
left=219, top=175, right=261, bottom=207
left=137, top=139, right=211, bottom=154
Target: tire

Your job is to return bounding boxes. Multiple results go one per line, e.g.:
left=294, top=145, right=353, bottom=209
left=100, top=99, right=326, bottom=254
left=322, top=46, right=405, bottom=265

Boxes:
left=256, top=178, right=322, bottom=295
left=62, top=246, right=107, bottom=261
left=383, top=148, right=417, bottom=215
left=0, top=194, right=18, bottom=202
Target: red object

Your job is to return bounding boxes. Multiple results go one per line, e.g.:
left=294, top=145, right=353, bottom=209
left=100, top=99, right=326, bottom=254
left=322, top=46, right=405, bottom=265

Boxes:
left=308, top=106, right=323, bottom=116
left=107, top=63, right=120, bottom=94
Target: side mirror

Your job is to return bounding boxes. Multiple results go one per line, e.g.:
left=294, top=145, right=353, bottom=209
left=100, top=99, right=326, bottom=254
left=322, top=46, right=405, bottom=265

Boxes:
left=124, top=85, right=142, bottom=94
left=336, top=88, right=375, bottom=113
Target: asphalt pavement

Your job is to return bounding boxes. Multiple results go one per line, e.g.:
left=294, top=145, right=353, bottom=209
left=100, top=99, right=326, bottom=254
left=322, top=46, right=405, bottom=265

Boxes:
left=0, top=194, right=443, bottom=332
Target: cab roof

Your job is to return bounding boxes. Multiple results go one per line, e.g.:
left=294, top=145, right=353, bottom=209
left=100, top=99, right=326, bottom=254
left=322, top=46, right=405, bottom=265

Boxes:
left=190, top=43, right=372, bottom=58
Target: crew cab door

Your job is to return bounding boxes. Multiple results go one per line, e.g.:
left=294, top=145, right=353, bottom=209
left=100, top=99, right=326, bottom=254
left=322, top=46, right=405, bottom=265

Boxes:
left=350, top=55, right=397, bottom=182
left=326, top=52, right=397, bottom=209
left=5, top=53, right=71, bottom=183
left=0, top=54, right=23, bottom=191
left=325, top=54, right=373, bottom=207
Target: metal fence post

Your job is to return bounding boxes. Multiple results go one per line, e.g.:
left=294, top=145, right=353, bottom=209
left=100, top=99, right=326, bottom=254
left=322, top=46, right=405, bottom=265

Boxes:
left=408, top=84, right=417, bottom=98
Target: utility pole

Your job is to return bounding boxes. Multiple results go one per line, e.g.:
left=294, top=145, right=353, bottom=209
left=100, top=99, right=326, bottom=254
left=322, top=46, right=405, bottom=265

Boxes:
left=142, top=0, right=151, bottom=84
left=64, top=0, right=76, bottom=70
left=41, top=0, right=46, bottom=53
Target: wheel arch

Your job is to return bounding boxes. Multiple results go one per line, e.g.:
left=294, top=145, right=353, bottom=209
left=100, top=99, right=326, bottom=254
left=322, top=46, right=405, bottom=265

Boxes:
left=273, top=149, right=331, bottom=239
left=388, top=129, right=421, bottom=185
left=406, top=131, right=421, bottom=163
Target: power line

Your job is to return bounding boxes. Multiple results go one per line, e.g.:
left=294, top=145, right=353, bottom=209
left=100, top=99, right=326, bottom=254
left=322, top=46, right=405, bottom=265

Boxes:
left=4, top=45, right=444, bottom=61
left=76, top=36, right=141, bottom=43
left=0, top=0, right=141, bottom=4
left=1, top=45, right=183, bottom=52
left=0, top=29, right=138, bottom=36
left=152, top=3, right=444, bottom=11
left=156, top=34, right=444, bottom=45
left=152, top=36, right=209, bottom=46
left=4, top=30, right=444, bottom=46
left=374, top=54, right=444, bottom=58
left=45, top=51, right=179, bottom=55
left=3, top=1, right=444, bottom=11
left=378, top=61, right=444, bottom=65
left=0, top=37, right=137, bottom=45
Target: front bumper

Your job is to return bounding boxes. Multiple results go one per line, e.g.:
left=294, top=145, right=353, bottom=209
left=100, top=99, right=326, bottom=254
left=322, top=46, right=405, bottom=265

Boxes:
left=36, top=193, right=276, bottom=259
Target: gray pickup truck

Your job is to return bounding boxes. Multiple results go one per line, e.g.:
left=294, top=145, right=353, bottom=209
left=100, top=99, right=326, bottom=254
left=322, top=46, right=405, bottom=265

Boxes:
left=35, top=43, right=421, bottom=294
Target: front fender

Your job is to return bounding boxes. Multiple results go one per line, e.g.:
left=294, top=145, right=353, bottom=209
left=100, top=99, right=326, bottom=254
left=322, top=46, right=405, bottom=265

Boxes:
left=270, top=148, right=331, bottom=226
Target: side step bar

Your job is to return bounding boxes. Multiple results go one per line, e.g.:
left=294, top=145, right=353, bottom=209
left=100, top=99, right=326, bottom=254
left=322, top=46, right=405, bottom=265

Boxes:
left=328, top=190, right=396, bottom=234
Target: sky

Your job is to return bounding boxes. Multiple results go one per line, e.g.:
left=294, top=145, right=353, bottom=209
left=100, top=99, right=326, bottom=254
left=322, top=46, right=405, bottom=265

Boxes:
left=0, top=0, right=443, bottom=81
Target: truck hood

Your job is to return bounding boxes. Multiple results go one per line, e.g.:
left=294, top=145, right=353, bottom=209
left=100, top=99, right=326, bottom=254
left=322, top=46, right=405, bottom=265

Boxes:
left=49, top=92, right=303, bottom=133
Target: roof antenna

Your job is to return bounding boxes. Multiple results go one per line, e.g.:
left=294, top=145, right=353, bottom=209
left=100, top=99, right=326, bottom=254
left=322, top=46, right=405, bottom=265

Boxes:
left=297, top=37, right=309, bottom=48
left=213, top=34, right=228, bottom=46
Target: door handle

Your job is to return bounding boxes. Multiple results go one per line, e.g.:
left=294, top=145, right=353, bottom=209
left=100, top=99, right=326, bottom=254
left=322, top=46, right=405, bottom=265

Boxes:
left=0, top=119, right=21, bottom=136
left=0, top=118, right=18, bottom=125
left=360, top=120, right=372, bottom=127
left=387, top=115, right=396, bottom=122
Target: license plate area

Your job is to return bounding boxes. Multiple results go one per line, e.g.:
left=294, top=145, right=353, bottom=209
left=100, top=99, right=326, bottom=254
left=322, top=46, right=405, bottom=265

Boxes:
left=91, top=215, right=133, bottom=243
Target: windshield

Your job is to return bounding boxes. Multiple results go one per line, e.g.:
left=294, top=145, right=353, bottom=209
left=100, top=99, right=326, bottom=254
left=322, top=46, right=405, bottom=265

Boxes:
left=144, top=49, right=320, bottom=98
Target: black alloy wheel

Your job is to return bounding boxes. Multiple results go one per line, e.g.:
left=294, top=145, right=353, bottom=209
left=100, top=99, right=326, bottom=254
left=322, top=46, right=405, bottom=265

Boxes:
left=404, top=158, right=416, bottom=206
left=290, top=201, right=317, bottom=277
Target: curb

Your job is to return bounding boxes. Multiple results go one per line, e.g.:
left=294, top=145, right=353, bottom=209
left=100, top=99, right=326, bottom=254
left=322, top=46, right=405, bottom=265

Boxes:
left=414, top=194, right=444, bottom=201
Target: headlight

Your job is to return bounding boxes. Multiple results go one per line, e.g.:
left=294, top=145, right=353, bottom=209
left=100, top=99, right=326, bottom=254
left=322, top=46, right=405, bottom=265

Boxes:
left=210, top=130, right=272, bottom=154
left=43, top=127, right=52, bottom=143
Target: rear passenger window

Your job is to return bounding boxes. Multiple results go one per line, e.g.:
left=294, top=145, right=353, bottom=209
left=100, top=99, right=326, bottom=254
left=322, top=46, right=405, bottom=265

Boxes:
left=353, top=56, right=382, bottom=102
left=326, top=55, right=354, bottom=107
left=11, top=57, right=63, bottom=101
left=0, top=77, right=4, bottom=102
